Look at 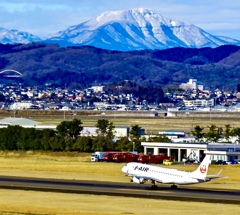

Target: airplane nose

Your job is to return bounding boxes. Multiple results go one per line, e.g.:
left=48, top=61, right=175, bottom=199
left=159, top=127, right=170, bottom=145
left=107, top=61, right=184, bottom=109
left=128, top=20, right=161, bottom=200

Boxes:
left=122, top=166, right=128, bottom=173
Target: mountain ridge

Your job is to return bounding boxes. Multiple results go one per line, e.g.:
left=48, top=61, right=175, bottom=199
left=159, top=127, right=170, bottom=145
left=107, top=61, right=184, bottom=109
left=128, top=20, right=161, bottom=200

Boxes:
left=0, top=43, right=239, bottom=90
left=0, top=8, right=239, bottom=51
left=45, top=8, right=240, bottom=51
left=0, top=27, right=42, bottom=44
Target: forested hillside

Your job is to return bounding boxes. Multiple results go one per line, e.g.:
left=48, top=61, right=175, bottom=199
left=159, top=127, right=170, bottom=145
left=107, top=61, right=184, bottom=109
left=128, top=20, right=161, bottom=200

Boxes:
left=0, top=43, right=240, bottom=89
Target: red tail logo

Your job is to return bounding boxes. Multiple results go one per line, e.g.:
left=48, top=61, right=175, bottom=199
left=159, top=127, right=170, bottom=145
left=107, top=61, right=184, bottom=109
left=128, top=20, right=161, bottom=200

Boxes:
left=200, top=165, right=206, bottom=174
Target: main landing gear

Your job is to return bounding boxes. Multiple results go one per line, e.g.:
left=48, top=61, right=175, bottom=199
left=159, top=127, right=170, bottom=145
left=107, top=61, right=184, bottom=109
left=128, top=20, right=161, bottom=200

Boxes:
left=171, top=184, right=178, bottom=189
left=151, top=180, right=158, bottom=190
left=151, top=185, right=158, bottom=190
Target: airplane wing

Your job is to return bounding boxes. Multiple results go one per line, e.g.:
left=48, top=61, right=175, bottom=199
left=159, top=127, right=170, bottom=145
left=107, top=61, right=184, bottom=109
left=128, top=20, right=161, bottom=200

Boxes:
left=128, top=173, right=158, bottom=181
left=135, top=175, right=160, bottom=182
left=132, top=174, right=172, bottom=184
left=206, top=169, right=228, bottom=180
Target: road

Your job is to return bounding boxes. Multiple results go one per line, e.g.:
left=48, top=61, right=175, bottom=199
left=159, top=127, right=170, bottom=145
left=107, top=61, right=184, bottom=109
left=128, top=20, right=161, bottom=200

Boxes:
left=0, top=175, right=239, bottom=204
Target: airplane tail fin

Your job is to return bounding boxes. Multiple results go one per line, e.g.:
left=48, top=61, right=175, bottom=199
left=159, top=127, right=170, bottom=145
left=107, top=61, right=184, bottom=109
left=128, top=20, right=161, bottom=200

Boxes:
left=190, top=154, right=210, bottom=180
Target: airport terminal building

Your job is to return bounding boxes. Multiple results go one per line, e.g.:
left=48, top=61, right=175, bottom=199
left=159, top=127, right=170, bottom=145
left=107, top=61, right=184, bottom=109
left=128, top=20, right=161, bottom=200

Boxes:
left=141, top=142, right=240, bottom=162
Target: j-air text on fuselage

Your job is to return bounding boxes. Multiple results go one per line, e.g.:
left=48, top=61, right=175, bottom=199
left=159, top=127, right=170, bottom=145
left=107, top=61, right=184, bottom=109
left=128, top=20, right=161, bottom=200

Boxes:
left=122, top=154, right=227, bottom=190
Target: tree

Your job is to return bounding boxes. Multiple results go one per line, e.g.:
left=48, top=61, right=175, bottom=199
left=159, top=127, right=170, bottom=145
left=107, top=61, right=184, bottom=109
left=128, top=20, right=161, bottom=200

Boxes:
left=231, top=127, right=240, bottom=143
left=106, top=122, right=115, bottom=140
left=56, top=119, right=83, bottom=140
left=132, top=139, right=143, bottom=153
left=191, top=125, right=204, bottom=142
left=0, top=126, right=23, bottom=150
left=204, top=124, right=221, bottom=143
left=91, top=136, right=106, bottom=152
left=73, top=136, right=93, bottom=152
left=129, top=125, right=142, bottom=140
left=148, top=135, right=171, bottom=142
left=223, top=124, right=232, bottom=142
left=56, top=121, right=68, bottom=137
left=41, top=129, right=56, bottom=150
left=105, top=122, right=116, bottom=150
left=49, top=136, right=64, bottom=151
left=116, top=137, right=132, bottom=152
left=95, top=119, right=116, bottom=150
left=129, top=125, right=143, bottom=152
left=67, top=119, right=83, bottom=140
left=96, top=119, right=109, bottom=136
left=65, top=138, right=74, bottom=151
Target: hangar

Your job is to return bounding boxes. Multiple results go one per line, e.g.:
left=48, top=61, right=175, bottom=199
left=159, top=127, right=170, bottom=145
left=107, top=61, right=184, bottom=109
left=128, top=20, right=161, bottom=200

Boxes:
left=141, top=142, right=240, bottom=162
left=80, top=126, right=130, bottom=137
left=0, top=117, right=39, bottom=127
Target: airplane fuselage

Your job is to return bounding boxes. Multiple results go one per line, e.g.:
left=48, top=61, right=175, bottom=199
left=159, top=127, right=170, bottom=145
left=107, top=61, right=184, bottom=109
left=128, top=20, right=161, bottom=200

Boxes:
left=122, top=155, right=225, bottom=188
left=122, top=162, right=205, bottom=185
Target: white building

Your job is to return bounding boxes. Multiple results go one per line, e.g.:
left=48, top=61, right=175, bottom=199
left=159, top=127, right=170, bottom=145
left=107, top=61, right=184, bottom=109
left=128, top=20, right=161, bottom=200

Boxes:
left=141, top=142, right=240, bottom=162
left=179, top=78, right=204, bottom=91
left=91, top=85, right=105, bottom=93
left=9, top=102, right=33, bottom=110
left=159, top=130, right=185, bottom=138
left=80, top=126, right=129, bottom=137
left=182, top=99, right=214, bottom=107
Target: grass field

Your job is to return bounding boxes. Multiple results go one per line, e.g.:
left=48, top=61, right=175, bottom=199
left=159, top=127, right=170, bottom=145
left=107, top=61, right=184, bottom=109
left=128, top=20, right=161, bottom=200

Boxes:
left=0, top=151, right=240, bottom=215
left=35, top=115, right=240, bottom=134
left=1, top=190, right=240, bottom=215
left=0, top=113, right=240, bottom=214
left=2, top=110, right=240, bottom=134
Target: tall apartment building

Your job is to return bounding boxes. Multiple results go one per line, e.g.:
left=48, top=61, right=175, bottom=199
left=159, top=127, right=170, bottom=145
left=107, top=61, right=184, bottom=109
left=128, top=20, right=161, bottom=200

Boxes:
left=179, top=79, right=204, bottom=91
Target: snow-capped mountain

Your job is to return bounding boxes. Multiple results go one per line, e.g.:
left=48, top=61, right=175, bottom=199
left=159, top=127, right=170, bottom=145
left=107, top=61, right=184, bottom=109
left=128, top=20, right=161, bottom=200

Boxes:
left=46, top=8, right=240, bottom=51
left=0, top=8, right=239, bottom=51
left=0, top=28, right=42, bottom=44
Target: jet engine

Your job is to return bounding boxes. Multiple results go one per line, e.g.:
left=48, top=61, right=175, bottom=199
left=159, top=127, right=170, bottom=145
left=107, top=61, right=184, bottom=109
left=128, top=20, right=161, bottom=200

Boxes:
left=132, top=176, right=145, bottom=184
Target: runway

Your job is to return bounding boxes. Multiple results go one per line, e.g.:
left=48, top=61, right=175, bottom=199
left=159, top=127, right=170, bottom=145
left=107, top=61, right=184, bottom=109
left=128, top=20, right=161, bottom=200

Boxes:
left=0, top=175, right=239, bottom=204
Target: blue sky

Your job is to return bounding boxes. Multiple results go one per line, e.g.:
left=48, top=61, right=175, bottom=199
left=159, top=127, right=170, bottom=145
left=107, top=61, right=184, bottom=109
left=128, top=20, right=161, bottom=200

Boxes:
left=0, top=0, right=240, bottom=39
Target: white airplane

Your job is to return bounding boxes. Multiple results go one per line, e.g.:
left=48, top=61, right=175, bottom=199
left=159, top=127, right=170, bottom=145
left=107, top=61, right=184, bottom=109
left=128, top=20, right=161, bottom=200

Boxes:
left=122, top=154, right=226, bottom=189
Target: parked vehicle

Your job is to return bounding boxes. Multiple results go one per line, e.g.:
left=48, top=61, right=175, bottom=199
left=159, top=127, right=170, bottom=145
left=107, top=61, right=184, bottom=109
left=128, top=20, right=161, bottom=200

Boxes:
left=102, top=152, right=116, bottom=162
left=184, top=158, right=200, bottom=164
left=91, top=152, right=107, bottom=162
left=211, top=160, right=217, bottom=164
left=163, top=159, right=173, bottom=165
left=113, top=152, right=139, bottom=163
left=226, top=160, right=238, bottom=164
left=234, top=159, right=240, bottom=164
left=215, top=160, right=228, bottom=165
left=138, top=154, right=173, bottom=164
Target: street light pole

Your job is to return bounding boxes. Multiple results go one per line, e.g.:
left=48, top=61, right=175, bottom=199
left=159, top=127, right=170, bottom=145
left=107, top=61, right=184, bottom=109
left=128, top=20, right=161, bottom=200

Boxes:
left=133, top=141, right=135, bottom=152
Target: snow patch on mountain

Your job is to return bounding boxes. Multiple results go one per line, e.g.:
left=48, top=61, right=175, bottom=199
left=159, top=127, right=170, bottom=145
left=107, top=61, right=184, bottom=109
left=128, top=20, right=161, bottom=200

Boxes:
left=46, top=8, right=240, bottom=51
left=0, top=28, right=42, bottom=44
left=0, top=8, right=239, bottom=51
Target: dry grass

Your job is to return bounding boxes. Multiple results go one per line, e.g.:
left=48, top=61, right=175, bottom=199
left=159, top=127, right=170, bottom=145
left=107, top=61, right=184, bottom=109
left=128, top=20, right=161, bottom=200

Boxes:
left=0, top=190, right=240, bottom=215
left=0, top=151, right=240, bottom=214
left=0, top=151, right=239, bottom=189
left=2, top=110, right=240, bottom=133
left=35, top=115, right=240, bottom=134
left=1, top=113, right=240, bottom=214
left=112, top=116, right=240, bottom=133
